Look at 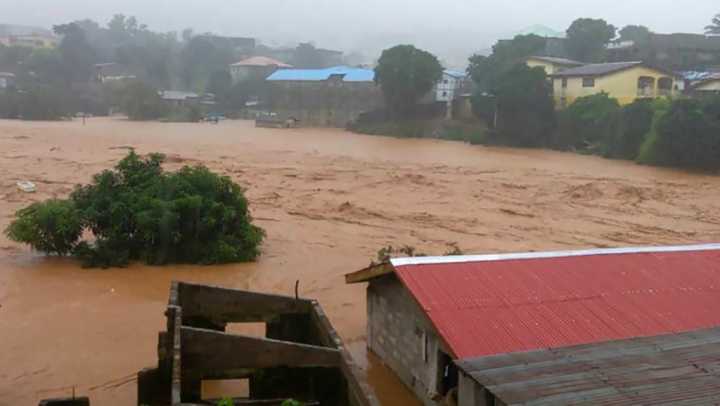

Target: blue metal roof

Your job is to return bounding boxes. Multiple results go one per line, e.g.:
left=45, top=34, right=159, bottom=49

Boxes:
left=444, top=69, right=467, bottom=79
left=266, top=66, right=375, bottom=82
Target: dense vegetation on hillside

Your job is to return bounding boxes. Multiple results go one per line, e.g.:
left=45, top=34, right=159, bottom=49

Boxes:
left=5, top=151, right=264, bottom=267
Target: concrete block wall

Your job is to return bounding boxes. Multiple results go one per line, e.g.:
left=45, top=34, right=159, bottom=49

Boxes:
left=367, top=276, right=444, bottom=406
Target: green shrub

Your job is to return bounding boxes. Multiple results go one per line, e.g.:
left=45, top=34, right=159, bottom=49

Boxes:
left=5, top=151, right=264, bottom=268
left=637, top=98, right=672, bottom=164
left=554, top=93, right=620, bottom=152
left=5, top=200, right=83, bottom=255
left=641, top=99, right=720, bottom=169
left=471, top=92, right=496, bottom=126
left=606, top=99, right=655, bottom=159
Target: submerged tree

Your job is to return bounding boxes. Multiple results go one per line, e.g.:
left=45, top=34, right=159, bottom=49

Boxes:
left=374, top=45, right=443, bottom=117
left=5, top=151, right=264, bottom=268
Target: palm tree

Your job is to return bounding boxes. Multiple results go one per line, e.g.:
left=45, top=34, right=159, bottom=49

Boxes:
left=707, top=14, right=720, bottom=35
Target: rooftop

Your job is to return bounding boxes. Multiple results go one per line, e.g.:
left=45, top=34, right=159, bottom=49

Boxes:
left=159, top=90, right=199, bottom=101
left=457, top=326, right=720, bottom=405
left=230, top=56, right=292, bottom=68
left=266, top=66, right=375, bottom=82
left=550, top=61, right=644, bottom=77
left=347, top=243, right=720, bottom=359
left=527, top=55, right=584, bottom=66
left=444, top=69, right=467, bottom=79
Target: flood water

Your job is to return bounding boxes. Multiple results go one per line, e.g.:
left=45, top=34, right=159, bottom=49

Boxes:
left=2, top=118, right=720, bottom=405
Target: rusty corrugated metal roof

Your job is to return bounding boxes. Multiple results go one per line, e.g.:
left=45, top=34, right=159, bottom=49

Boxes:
left=456, top=326, right=720, bottom=405
left=392, top=244, right=720, bottom=359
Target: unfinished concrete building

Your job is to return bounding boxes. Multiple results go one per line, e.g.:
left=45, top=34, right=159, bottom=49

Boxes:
left=137, top=281, right=377, bottom=406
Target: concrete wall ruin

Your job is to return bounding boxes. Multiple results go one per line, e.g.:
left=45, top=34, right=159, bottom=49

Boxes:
left=137, top=281, right=377, bottom=406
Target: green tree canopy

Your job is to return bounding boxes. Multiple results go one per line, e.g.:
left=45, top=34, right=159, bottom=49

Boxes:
left=707, top=13, right=720, bottom=34
left=618, top=25, right=652, bottom=44
left=53, top=23, right=97, bottom=84
left=468, top=34, right=546, bottom=92
left=180, top=36, right=234, bottom=91
left=648, top=99, right=720, bottom=169
left=492, top=64, right=555, bottom=147
left=374, top=45, right=443, bottom=117
left=5, top=151, right=265, bottom=268
left=566, top=18, right=616, bottom=62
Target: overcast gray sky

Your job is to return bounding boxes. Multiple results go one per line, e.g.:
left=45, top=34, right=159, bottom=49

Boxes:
left=1, top=0, right=718, bottom=65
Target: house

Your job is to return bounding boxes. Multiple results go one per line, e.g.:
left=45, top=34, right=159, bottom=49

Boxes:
left=0, top=33, right=57, bottom=48
left=550, top=61, right=679, bottom=107
left=0, top=72, right=15, bottom=89
left=690, top=73, right=720, bottom=95
left=434, top=70, right=467, bottom=103
left=265, top=66, right=383, bottom=127
left=229, top=56, right=292, bottom=83
left=93, top=63, right=136, bottom=83
left=525, top=56, right=583, bottom=75
left=346, top=243, right=720, bottom=406
left=456, top=326, right=720, bottom=406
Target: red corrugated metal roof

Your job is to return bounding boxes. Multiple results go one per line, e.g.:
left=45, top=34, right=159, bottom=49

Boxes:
left=393, top=246, right=720, bottom=359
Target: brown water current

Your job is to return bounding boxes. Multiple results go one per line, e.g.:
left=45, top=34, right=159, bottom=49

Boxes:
left=1, top=118, right=720, bottom=405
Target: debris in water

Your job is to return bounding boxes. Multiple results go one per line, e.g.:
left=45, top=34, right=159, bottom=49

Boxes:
left=16, top=181, right=36, bottom=193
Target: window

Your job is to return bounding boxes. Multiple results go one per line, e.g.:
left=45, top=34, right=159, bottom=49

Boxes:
left=443, top=79, right=449, bottom=84
left=561, top=78, right=568, bottom=88
left=582, top=78, right=595, bottom=87
left=442, top=91, right=447, bottom=97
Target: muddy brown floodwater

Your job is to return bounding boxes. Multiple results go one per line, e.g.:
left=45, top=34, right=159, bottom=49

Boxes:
left=1, top=118, right=720, bottom=405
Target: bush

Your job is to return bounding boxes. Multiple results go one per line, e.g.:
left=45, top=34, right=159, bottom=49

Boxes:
left=640, top=99, right=720, bottom=170
left=5, top=200, right=83, bottom=255
left=554, top=93, right=620, bottom=152
left=636, top=98, right=672, bottom=164
left=471, top=92, right=496, bottom=126
left=5, top=151, right=264, bottom=267
left=606, top=99, right=656, bottom=159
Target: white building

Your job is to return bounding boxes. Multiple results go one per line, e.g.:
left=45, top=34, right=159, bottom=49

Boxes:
left=0, top=72, right=15, bottom=89
left=435, top=70, right=466, bottom=103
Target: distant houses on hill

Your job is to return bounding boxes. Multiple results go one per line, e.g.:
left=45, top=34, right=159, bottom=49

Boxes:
left=229, top=56, right=292, bottom=83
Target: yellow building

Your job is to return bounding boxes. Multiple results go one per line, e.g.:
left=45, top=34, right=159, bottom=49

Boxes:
left=550, top=61, right=679, bottom=107
left=525, top=56, right=583, bottom=75
left=0, top=34, right=58, bottom=48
